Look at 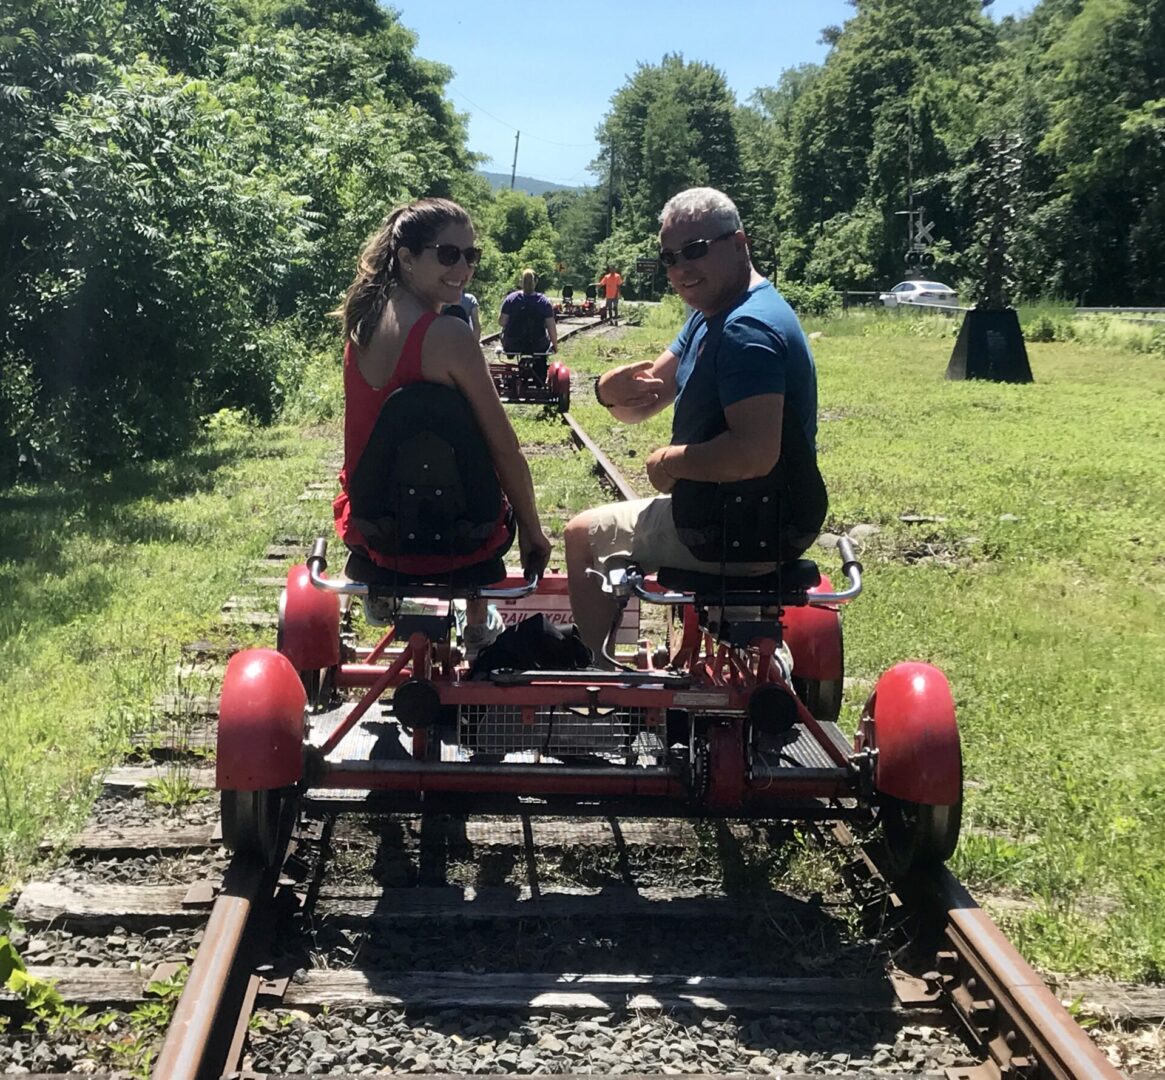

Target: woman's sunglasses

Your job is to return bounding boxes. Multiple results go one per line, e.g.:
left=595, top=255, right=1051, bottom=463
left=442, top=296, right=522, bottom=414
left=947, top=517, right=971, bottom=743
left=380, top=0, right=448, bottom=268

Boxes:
left=658, top=229, right=738, bottom=267
left=425, top=244, right=482, bottom=267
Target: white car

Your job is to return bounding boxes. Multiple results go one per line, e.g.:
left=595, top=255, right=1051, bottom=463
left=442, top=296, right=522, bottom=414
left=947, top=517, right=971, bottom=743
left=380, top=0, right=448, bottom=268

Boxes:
left=879, top=280, right=958, bottom=307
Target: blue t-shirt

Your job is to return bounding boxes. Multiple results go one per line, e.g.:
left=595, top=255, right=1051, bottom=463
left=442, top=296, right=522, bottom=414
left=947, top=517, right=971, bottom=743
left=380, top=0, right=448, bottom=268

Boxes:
left=667, top=280, right=817, bottom=451
left=500, top=291, right=553, bottom=353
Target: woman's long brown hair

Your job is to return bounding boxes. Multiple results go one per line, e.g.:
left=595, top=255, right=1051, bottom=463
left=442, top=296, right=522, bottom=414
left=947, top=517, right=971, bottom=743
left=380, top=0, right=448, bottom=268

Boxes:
left=337, top=198, right=471, bottom=347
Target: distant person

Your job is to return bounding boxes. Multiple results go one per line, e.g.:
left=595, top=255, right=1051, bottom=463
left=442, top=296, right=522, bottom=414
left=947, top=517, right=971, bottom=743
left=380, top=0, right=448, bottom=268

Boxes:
left=443, top=289, right=481, bottom=338
left=599, top=266, right=623, bottom=320
left=500, top=269, right=558, bottom=357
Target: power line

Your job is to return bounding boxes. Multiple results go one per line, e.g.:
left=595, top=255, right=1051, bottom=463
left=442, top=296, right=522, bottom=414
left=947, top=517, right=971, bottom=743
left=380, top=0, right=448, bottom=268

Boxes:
left=450, top=90, right=595, bottom=149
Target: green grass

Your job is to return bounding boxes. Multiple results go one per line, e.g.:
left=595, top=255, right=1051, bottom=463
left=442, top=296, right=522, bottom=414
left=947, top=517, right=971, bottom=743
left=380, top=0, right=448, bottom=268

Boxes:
left=2, top=308, right=1162, bottom=982
left=567, top=307, right=1165, bottom=980
left=0, top=417, right=336, bottom=877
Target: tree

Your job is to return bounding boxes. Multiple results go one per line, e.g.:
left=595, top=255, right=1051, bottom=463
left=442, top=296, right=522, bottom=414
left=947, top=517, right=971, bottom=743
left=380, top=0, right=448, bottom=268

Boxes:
left=779, top=0, right=997, bottom=285
left=736, top=65, right=821, bottom=276
left=480, top=190, right=560, bottom=297
left=1036, top=0, right=1165, bottom=300
left=544, top=188, right=607, bottom=288
left=595, top=54, right=743, bottom=241
left=0, top=0, right=476, bottom=480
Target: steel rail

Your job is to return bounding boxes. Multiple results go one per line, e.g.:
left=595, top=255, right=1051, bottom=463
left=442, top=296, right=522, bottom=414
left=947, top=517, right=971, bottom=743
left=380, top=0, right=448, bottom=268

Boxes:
left=480, top=313, right=603, bottom=348
left=834, top=824, right=1122, bottom=1080
left=152, top=856, right=268, bottom=1080
left=927, top=867, right=1124, bottom=1080
left=563, top=412, right=640, bottom=502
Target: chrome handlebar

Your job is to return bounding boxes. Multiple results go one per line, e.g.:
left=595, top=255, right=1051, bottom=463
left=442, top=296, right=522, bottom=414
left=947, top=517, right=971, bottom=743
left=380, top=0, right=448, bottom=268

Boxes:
left=305, top=538, right=540, bottom=599
left=595, top=537, right=863, bottom=607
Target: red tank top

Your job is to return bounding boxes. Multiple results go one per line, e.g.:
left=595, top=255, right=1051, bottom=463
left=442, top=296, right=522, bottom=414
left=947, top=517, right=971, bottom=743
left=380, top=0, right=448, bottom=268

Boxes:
left=333, top=311, right=510, bottom=573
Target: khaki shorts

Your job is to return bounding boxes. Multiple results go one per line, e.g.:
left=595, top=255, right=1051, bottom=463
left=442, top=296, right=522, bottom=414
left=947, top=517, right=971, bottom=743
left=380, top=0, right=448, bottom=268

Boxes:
left=584, top=496, right=776, bottom=575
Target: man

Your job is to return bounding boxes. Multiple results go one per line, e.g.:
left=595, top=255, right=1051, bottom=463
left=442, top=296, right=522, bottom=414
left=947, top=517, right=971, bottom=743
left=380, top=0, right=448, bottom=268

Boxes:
left=499, top=269, right=558, bottom=357
left=564, top=187, right=825, bottom=655
left=599, top=265, right=622, bottom=321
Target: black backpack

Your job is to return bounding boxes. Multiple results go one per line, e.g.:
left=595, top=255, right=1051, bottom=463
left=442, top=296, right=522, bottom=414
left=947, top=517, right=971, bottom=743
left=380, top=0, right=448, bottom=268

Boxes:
left=470, top=614, right=593, bottom=678
left=348, top=383, right=502, bottom=558
left=505, top=295, right=548, bottom=353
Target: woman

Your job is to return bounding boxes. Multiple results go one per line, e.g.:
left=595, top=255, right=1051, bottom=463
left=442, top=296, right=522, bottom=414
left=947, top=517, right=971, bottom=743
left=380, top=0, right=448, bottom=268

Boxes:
left=334, top=198, right=550, bottom=653
left=499, top=268, right=558, bottom=357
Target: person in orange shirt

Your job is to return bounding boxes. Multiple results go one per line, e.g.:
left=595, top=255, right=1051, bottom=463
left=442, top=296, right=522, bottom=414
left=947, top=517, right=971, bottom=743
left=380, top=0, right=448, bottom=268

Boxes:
left=599, top=266, right=622, bottom=321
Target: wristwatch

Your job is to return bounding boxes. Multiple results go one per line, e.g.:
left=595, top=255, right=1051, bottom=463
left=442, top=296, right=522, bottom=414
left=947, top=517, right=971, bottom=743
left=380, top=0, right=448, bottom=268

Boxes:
left=594, top=376, right=611, bottom=407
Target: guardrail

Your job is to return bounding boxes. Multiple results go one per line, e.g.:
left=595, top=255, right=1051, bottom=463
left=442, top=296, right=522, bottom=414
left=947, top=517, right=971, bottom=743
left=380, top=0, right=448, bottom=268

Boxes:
left=1075, top=306, right=1165, bottom=326
left=1075, top=306, right=1165, bottom=314
left=838, top=290, right=881, bottom=311
left=893, top=299, right=968, bottom=316
left=834, top=291, right=968, bottom=316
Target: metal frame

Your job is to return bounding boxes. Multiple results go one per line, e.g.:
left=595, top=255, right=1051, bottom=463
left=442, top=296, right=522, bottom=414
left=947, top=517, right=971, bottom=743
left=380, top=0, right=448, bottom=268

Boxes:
left=272, top=540, right=878, bottom=819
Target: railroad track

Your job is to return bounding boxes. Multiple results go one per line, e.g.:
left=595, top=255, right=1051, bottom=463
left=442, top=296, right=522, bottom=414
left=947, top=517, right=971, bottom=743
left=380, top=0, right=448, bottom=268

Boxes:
left=2, top=319, right=1152, bottom=1079
left=479, top=312, right=612, bottom=350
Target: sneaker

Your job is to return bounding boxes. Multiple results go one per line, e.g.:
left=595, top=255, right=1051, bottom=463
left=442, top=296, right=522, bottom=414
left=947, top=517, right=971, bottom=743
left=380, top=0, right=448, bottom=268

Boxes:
left=774, top=639, right=795, bottom=682
left=462, top=621, right=502, bottom=661
left=363, top=595, right=394, bottom=627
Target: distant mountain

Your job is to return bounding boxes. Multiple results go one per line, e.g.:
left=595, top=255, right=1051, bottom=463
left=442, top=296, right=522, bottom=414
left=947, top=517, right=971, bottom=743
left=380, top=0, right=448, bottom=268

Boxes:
left=477, top=170, right=582, bottom=196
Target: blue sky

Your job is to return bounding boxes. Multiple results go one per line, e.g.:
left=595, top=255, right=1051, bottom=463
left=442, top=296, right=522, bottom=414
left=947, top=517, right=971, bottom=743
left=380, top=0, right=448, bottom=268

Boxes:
left=395, top=0, right=1037, bottom=187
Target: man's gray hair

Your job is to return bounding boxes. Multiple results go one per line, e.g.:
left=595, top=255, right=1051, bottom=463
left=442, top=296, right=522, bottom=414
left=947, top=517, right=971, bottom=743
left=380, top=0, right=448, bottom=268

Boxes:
left=659, top=187, right=742, bottom=234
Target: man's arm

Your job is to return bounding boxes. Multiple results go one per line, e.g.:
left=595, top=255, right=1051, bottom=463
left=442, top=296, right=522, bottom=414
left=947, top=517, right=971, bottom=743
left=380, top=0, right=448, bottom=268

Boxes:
left=544, top=316, right=558, bottom=351
left=596, top=349, right=679, bottom=424
left=645, top=393, right=783, bottom=491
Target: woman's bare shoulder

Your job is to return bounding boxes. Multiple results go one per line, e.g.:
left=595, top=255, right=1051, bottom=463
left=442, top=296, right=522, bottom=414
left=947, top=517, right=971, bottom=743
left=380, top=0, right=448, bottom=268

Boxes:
left=421, top=314, right=484, bottom=380
left=425, top=314, right=482, bottom=356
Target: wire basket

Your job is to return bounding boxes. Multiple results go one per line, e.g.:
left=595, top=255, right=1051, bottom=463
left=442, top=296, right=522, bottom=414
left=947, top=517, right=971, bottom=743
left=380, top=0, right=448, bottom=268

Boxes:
left=458, top=704, right=664, bottom=761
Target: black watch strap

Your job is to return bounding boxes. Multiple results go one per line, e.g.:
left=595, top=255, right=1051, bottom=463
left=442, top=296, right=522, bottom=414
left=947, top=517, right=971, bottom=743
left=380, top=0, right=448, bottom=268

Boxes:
left=594, top=376, right=611, bottom=407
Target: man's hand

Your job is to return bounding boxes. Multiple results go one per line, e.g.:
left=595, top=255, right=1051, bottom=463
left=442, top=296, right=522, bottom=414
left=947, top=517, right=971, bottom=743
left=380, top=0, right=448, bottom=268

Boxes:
left=645, top=446, right=677, bottom=494
left=519, top=526, right=552, bottom=580
left=598, top=360, right=665, bottom=409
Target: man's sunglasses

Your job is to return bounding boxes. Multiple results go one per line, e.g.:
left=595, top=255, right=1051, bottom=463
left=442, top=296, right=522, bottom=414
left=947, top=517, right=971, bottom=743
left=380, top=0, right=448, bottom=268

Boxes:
left=425, top=244, right=482, bottom=267
left=658, top=229, right=738, bottom=267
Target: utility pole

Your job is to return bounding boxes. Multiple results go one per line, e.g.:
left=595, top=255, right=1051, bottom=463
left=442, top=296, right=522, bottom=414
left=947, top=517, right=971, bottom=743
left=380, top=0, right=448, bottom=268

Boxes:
left=896, top=102, right=936, bottom=275
left=510, top=131, right=520, bottom=191
left=907, top=102, right=914, bottom=219
left=606, top=140, right=614, bottom=239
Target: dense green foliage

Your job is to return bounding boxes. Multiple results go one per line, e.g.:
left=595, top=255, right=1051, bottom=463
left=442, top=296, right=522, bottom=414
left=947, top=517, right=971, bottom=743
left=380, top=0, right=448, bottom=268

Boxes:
left=585, top=0, right=1165, bottom=304
left=2, top=0, right=1162, bottom=480
left=0, top=0, right=471, bottom=480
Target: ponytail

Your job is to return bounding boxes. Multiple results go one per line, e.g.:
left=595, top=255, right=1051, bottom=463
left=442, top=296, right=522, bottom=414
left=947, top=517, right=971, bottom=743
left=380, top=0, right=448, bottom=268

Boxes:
left=335, top=198, right=471, bottom=347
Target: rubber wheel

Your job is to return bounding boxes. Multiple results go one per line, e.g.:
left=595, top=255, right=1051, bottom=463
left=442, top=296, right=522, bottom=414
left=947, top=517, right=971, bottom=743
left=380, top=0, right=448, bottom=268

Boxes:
left=557, top=372, right=571, bottom=413
left=299, top=666, right=336, bottom=712
left=793, top=676, right=843, bottom=723
left=881, top=794, right=962, bottom=876
left=221, top=788, right=283, bottom=867
left=277, top=605, right=335, bottom=713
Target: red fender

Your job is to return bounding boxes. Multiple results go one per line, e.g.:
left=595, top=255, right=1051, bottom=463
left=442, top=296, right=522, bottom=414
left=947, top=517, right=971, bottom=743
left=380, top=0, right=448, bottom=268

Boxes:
left=781, top=574, right=841, bottom=680
left=858, top=662, right=960, bottom=805
left=217, top=648, right=306, bottom=790
left=547, top=361, right=562, bottom=387
left=278, top=564, right=340, bottom=671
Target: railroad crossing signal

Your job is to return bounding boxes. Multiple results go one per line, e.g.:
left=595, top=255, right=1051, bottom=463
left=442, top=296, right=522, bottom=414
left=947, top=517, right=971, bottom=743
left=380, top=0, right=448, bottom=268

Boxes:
left=896, top=207, right=936, bottom=270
